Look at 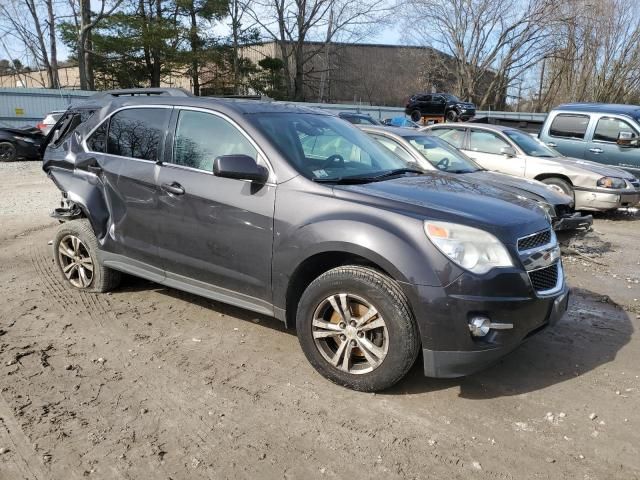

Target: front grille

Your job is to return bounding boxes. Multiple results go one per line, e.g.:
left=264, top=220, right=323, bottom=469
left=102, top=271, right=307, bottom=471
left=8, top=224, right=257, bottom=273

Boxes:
left=529, top=263, right=559, bottom=292
left=518, top=229, right=551, bottom=251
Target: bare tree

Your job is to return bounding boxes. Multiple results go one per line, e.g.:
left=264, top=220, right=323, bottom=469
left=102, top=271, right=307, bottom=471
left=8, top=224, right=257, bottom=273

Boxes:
left=402, top=0, right=564, bottom=108
left=247, top=0, right=389, bottom=100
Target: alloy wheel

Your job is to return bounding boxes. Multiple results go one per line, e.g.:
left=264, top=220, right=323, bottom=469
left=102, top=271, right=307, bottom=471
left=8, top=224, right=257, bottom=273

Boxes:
left=312, top=293, right=389, bottom=374
left=57, top=234, right=94, bottom=288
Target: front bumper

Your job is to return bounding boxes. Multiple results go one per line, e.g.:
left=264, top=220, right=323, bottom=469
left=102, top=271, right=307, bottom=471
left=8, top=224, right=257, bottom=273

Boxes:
left=404, top=265, right=569, bottom=378
left=574, top=188, right=640, bottom=211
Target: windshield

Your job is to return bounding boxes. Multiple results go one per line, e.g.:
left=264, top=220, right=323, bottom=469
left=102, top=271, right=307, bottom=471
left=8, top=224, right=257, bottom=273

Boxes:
left=404, top=135, right=481, bottom=173
left=251, top=113, right=409, bottom=181
left=504, top=129, right=559, bottom=158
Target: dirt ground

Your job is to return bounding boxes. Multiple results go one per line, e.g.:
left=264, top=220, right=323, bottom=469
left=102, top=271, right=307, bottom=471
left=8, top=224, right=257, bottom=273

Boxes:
left=0, top=161, right=639, bottom=480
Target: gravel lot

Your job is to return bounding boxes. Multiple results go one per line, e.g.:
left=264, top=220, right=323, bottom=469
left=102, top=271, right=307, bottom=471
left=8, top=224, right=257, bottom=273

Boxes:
left=1, top=161, right=639, bottom=480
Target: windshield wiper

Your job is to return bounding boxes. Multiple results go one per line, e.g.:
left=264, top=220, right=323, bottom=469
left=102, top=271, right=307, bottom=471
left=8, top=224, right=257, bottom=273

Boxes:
left=312, top=168, right=423, bottom=184
left=370, top=168, right=425, bottom=180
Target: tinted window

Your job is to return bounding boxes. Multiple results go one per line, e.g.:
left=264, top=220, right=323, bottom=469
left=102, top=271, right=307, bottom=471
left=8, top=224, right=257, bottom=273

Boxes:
left=87, top=121, right=108, bottom=152
left=107, top=108, right=169, bottom=161
left=430, top=128, right=465, bottom=148
left=469, top=129, right=511, bottom=155
left=549, top=114, right=590, bottom=140
left=172, top=110, right=257, bottom=171
left=418, top=95, right=432, bottom=102
left=593, top=117, right=637, bottom=143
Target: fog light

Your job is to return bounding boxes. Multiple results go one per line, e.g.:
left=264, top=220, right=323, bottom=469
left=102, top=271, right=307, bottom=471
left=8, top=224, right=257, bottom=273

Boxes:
left=469, top=316, right=491, bottom=337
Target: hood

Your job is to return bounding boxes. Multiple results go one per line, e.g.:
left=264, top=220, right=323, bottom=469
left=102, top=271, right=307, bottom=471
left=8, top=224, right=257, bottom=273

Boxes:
left=464, top=170, right=572, bottom=206
left=1, top=126, right=44, bottom=138
left=538, top=155, right=637, bottom=181
left=333, top=173, right=550, bottom=239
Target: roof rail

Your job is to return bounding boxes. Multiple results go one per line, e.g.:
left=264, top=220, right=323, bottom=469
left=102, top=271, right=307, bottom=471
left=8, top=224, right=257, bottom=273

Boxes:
left=90, top=88, right=192, bottom=99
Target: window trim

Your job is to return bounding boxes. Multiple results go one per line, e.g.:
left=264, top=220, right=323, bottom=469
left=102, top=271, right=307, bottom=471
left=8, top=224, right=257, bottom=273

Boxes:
left=83, top=105, right=173, bottom=163
left=548, top=113, right=591, bottom=141
left=592, top=115, right=639, bottom=145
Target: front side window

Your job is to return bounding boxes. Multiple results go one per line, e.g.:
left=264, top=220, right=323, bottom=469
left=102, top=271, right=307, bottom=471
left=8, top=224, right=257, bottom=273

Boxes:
left=469, top=129, right=511, bottom=155
left=429, top=127, right=465, bottom=148
left=250, top=113, right=407, bottom=181
left=107, top=108, right=170, bottom=161
left=593, top=117, right=638, bottom=143
left=172, top=110, right=257, bottom=171
left=549, top=114, right=590, bottom=140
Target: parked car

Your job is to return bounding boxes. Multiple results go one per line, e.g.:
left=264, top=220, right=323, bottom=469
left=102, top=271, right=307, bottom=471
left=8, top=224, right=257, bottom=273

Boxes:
left=337, top=112, right=381, bottom=125
left=37, top=110, right=67, bottom=135
left=423, top=123, right=640, bottom=211
left=0, top=126, right=44, bottom=161
left=42, top=88, right=568, bottom=392
left=538, top=103, right=640, bottom=176
left=360, top=126, right=592, bottom=231
left=405, top=93, right=476, bottom=123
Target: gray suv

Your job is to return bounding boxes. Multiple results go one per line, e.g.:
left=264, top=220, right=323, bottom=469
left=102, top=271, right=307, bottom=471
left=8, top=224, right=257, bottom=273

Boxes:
left=43, top=89, right=568, bottom=391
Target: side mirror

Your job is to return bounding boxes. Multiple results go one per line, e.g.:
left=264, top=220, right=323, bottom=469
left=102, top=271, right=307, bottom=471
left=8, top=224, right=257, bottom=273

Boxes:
left=500, top=146, right=516, bottom=157
left=617, top=131, right=639, bottom=147
left=213, top=154, right=269, bottom=183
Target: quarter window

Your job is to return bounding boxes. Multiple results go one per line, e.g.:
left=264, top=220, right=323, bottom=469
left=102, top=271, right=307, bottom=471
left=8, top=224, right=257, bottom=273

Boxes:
left=593, top=117, right=637, bottom=143
left=172, top=110, right=258, bottom=171
left=469, top=129, right=511, bottom=155
left=549, top=114, right=590, bottom=140
left=106, top=108, right=170, bottom=161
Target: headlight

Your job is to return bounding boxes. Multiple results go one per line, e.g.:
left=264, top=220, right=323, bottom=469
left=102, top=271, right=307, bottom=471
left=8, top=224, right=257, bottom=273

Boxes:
left=13, top=135, right=35, bottom=143
left=537, top=202, right=555, bottom=222
left=597, top=177, right=626, bottom=189
left=424, top=221, right=514, bottom=274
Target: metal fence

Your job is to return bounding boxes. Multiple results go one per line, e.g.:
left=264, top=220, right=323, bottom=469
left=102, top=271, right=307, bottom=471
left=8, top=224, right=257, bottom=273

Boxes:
left=0, top=87, right=549, bottom=128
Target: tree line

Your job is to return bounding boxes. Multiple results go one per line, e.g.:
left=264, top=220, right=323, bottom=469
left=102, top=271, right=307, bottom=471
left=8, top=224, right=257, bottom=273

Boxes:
left=1, top=0, right=639, bottom=109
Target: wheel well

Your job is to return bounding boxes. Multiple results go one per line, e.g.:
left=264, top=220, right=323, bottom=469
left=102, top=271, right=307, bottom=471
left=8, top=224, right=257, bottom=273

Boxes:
left=285, top=252, right=392, bottom=329
left=534, top=173, right=573, bottom=186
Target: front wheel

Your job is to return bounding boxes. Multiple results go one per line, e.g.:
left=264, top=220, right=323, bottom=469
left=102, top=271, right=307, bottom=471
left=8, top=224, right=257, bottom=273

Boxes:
left=541, top=177, right=574, bottom=202
left=296, top=266, right=420, bottom=392
left=410, top=110, right=422, bottom=122
left=445, top=110, right=459, bottom=122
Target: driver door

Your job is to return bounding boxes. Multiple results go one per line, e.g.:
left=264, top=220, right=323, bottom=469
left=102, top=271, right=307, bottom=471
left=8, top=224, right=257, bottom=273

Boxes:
left=463, top=129, right=526, bottom=177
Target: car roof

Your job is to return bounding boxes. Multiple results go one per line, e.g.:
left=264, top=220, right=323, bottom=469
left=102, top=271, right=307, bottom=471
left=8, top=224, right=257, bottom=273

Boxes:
left=554, top=103, right=640, bottom=117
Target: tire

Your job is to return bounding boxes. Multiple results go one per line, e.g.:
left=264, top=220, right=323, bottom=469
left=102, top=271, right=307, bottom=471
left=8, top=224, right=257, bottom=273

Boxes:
left=445, top=110, right=459, bottom=122
left=53, top=219, right=121, bottom=293
left=541, top=177, right=574, bottom=202
left=410, top=110, right=422, bottom=122
left=296, top=266, right=420, bottom=392
left=0, top=141, right=17, bottom=162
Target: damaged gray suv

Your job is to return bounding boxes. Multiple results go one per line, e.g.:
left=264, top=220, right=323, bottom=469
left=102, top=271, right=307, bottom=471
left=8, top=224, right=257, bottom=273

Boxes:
left=43, top=89, right=569, bottom=392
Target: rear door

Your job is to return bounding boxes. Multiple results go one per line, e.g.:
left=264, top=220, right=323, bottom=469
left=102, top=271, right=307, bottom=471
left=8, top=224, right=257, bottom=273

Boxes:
left=464, top=128, right=526, bottom=176
left=544, top=113, right=590, bottom=159
left=585, top=115, right=640, bottom=175
left=155, top=108, right=276, bottom=305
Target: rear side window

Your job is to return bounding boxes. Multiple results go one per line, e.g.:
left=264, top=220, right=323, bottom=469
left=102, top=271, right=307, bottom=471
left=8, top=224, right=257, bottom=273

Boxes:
left=549, top=114, right=590, bottom=140
left=469, top=129, right=511, bottom=155
left=430, top=128, right=465, bottom=148
left=171, top=110, right=257, bottom=171
left=107, top=108, right=170, bottom=161
left=593, top=117, right=637, bottom=143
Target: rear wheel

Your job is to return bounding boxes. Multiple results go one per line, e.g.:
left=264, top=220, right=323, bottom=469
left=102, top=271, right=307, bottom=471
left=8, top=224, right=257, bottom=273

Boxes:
left=53, top=219, right=121, bottom=293
left=541, top=177, right=574, bottom=202
left=410, top=110, right=422, bottom=122
left=296, top=266, right=420, bottom=392
left=0, top=142, right=17, bottom=162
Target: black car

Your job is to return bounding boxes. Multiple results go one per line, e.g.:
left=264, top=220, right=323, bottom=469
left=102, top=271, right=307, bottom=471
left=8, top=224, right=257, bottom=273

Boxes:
left=337, top=112, right=382, bottom=125
left=42, top=88, right=568, bottom=392
left=0, top=126, right=45, bottom=161
left=405, top=93, right=476, bottom=123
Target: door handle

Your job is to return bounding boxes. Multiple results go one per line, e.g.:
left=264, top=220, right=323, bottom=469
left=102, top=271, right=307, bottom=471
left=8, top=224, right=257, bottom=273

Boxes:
left=161, top=182, right=185, bottom=195
left=589, top=147, right=603, bottom=154
left=546, top=142, right=557, bottom=147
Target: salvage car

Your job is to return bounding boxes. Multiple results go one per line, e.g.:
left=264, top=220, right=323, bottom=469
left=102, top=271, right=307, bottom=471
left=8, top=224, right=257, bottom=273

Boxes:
left=0, top=126, right=44, bottom=161
left=360, top=126, right=592, bottom=231
left=423, top=123, right=640, bottom=211
left=43, top=88, right=568, bottom=392
left=405, top=93, right=476, bottom=123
